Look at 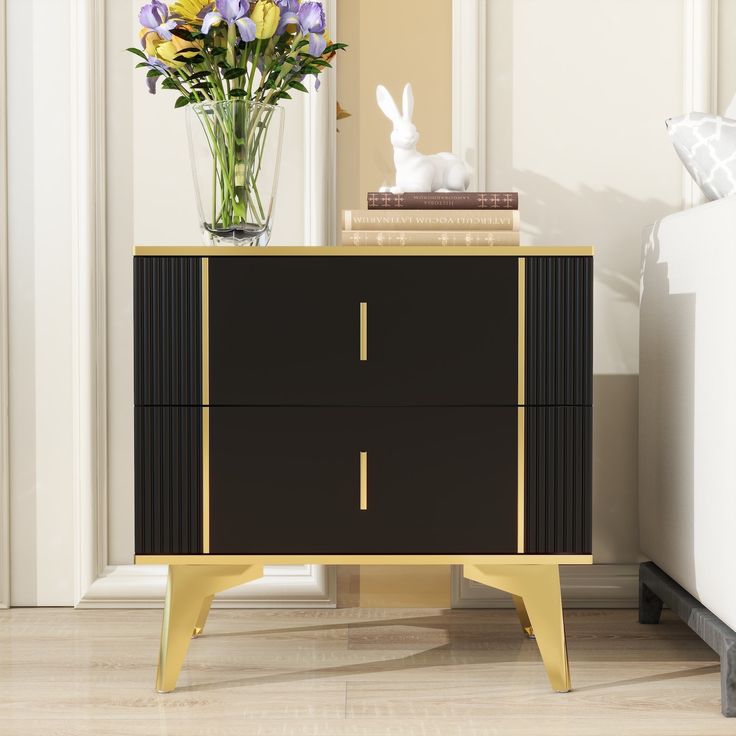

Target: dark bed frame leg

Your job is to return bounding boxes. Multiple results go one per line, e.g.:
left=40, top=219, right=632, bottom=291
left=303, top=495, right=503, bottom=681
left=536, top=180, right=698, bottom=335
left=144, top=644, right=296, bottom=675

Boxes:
left=723, top=640, right=736, bottom=718
left=638, top=578, right=664, bottom=624
left=639, top=561, right=736, bottom=717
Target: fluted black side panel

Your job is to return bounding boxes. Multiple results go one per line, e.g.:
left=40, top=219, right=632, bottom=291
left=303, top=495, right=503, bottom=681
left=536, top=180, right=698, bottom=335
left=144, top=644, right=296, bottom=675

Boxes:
left=135, top=407, right=202, bottom=555
left=525, top=406, right=592, bottom=554
left=526, top=257, right=592, bottom=406
left=134, top=257, right=202, bottom=406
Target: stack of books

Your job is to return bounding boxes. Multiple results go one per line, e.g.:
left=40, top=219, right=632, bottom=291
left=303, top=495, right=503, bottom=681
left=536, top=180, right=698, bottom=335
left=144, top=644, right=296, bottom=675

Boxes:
left=341, top=191, right=520, bottom=246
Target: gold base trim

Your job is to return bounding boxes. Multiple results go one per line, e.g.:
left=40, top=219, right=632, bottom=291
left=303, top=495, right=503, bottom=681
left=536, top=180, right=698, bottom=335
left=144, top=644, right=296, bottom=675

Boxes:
left=134, top=245, right=594, bottom=257
left=464, top=564, right=571, bottom=692
left=154, top=561, right=575, bottom=693
left=157, top=564, right=263, bottom=693
left=136, top=554, right=593, bottom=566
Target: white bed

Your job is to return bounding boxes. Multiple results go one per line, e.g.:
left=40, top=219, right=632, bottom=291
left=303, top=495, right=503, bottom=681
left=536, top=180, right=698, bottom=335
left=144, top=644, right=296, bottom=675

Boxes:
left=639, top=194, right=736, bottom=631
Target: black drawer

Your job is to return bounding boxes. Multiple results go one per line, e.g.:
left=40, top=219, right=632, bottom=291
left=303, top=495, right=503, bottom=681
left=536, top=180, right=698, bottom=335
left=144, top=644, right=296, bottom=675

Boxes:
left=209, top=406, right=518, bottom=554
left=208, top=256, right=518, bottom=406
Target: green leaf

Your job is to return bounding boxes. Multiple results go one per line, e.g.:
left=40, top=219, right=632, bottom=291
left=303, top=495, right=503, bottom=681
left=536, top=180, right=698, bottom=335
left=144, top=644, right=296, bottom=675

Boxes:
left=175, top=96, right=190, bottom=108
left=290, top=80, right=308, bottom=93
left=211, top=47, right=227, bottom=56
left=126, top=47, right=147, bottom=60
left=161, top=78, right=179, bottom=90
left=171, top=27, right=195, bottom=41
left=174, top=53, right=204, bottom=64
left=147, top=69, right=163, bottom=78
left=310, top=58, right=331, bottom=67
left=223, top=68, right=247, bottom=80
left=135, top=62, right=149, bottom=69
left=191, top=81, right=213, bottom=90
left=277, top=91, right=292, bottom=100
left=293, top=39, right=310, bottom=50
left=186, top=70, right=211, bottom=81
left=323, top=42, right=348, bottom=54
left=228, top=89, right=247, bottom=98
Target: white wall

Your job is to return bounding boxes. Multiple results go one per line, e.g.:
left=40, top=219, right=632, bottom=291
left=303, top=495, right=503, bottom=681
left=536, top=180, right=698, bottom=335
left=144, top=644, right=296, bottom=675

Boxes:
left=7, top=0, right=76, bottom=605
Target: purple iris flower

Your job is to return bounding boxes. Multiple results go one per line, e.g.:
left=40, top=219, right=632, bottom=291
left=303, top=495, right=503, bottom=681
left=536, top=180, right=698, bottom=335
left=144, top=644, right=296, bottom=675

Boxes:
left=139, top=0, right=178, bottom=41
left=202, top=0, right=256, bottom=42
left=146, top=56, right=168, bottom=94
left=277, top=0, right=327, bottom=56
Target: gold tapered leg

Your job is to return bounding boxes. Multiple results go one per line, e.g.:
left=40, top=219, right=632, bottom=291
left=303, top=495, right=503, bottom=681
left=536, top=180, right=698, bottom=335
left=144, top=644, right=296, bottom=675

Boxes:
left=464, top=564, right=570, bottom=692
left=192, top=595, right=214, bottom=638
left=512, top=594, right=535, bottom=638
left=156, top=564, right=263, bottom=693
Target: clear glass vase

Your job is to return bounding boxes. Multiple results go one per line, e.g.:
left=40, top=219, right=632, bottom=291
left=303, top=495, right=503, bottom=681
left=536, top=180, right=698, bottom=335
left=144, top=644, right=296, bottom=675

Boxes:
left=186, top=100, right=284, bottom=246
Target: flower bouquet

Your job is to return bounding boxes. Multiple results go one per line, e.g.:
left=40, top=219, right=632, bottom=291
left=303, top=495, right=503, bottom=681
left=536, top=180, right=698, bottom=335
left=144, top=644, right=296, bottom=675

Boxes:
left=130, top=0, right=346, bottom=245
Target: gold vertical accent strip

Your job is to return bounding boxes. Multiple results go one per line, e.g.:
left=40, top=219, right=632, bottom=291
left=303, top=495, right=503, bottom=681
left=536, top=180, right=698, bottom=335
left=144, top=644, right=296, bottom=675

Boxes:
left=517, top=257, right=526, bottom=553
left=360, top=451, right=368, bottom=510
left=201, top=258, right=210, bottom=405
left=517, top=407, right=525, bottom=553
left=201, top=258, right=210, bottom=553
left=202, top=407, right=210, bottom=553
left=518, top=257, right=525, bottom=406
left=359, top=302, right=368, bottom=361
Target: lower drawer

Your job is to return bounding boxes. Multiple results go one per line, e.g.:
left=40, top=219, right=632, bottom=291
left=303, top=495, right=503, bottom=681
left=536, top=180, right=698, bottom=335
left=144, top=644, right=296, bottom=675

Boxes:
left=209, top=407, right=518, bottom=555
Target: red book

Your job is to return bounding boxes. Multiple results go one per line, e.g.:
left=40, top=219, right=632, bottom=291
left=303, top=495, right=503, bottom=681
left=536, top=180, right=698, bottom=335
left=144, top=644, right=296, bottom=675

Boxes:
left=367, top=192, right=518, bottom=210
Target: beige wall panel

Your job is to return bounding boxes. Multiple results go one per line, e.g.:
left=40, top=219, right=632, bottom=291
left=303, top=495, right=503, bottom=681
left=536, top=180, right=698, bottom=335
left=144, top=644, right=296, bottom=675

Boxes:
left=337, top=0, right=452, bottom=215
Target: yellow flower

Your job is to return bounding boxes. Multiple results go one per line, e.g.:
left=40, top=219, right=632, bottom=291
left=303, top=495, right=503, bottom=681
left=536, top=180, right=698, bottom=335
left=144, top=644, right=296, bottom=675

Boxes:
left=251, top=0, right=281, bottom=40
left=169, top=0, right=213, bottom=24
left=140, top=29, right=202, bottom=68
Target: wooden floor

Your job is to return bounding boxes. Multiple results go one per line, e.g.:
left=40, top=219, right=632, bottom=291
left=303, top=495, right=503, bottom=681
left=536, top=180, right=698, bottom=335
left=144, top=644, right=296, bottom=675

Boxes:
left=0, top=607, right=730, bottom=735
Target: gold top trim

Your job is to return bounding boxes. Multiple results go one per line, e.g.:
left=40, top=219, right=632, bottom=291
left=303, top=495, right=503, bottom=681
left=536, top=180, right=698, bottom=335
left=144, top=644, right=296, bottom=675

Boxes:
left=135, top=554, right=594, bottom=566
left=133, top=245, right=594, bottom=257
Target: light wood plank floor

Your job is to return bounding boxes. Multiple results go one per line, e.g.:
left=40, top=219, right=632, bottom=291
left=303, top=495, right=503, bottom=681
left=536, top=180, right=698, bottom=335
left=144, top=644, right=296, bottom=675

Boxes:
left=0, top=607, right=731, bottom=735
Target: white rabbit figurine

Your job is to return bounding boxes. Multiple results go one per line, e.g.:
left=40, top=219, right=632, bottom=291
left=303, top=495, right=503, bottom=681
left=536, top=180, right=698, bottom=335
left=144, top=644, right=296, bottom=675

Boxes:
left=376, top=83, right=470, bottom=194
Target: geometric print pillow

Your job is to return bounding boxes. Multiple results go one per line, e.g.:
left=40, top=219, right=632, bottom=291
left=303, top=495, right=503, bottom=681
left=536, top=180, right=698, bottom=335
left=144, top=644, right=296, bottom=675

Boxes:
left=666, top=113, right=736, bottom=200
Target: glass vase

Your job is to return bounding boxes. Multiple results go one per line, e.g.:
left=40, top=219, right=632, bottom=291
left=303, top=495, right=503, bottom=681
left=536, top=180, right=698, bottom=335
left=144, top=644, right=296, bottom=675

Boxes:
left=186, top=100, right=284, bottom=246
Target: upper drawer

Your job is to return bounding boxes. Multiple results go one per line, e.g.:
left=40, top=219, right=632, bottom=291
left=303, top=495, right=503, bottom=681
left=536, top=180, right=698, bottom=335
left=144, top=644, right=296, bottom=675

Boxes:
left=207, top=256, right=518, bottom=406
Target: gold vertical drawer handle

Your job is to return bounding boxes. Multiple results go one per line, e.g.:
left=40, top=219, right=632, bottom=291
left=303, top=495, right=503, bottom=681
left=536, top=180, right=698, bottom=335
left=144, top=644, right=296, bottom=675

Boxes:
left=359, top=302, right=368, bottom=361
left=360, top=451, right=368, bottom=510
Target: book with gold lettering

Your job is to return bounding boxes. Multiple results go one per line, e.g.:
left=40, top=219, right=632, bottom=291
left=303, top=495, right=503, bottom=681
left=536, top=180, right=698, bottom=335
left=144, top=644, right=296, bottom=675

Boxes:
left=341, top=230, right=521, bottom=246
left=344, top=209, right=519, bottom=232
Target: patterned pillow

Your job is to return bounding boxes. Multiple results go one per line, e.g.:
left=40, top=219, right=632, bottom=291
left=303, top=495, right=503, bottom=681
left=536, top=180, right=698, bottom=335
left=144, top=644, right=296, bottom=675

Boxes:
left=666, top=113, right=736, bottom=200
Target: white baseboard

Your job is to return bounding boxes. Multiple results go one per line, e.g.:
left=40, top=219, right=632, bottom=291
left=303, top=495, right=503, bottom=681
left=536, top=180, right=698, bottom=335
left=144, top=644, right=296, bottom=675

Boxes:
left=76, top=564, right=337, bottom=609
left=452, top=564, right=639, bottom=608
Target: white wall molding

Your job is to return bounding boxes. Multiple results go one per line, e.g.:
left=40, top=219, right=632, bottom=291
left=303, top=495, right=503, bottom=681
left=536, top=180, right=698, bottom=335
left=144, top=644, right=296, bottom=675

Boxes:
left=78, top=564, right=336, bottom=609
left=452, top=564, right=639, bottom=609
left=0, top=0, right=9, bottom=610
left=682, top=0, right=719, bottom=208
left=71, top=0, right=108, bottom=608
left=452, top=0, right=487, bottom=192
left=304, top=0, right=337, bottom=245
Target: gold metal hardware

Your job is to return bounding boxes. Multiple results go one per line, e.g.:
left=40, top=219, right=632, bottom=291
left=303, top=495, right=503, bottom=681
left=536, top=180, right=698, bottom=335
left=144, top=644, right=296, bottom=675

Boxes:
left=518, top=407, right=525, bottom=554
left=201, top=258, right=210, bottom=553
left=156, top=564, right=263, bottom=693
left=360, top=302, right=368, bottom=361
left=517, top=257, right=525, bottom=554
left=360, top=451, right=368, bottom=510
left=154, top=561, right=574, bottom=693
left=136, top=554, right=593, bottom=566
left=463, top=563, right=571, bottom=692
left=134, top=245, right=595, bottom=257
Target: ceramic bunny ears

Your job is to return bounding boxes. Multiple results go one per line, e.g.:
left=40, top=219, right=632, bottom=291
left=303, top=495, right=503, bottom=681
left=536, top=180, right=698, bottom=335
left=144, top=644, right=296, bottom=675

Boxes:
left=376, top=83, right=415, bottom=125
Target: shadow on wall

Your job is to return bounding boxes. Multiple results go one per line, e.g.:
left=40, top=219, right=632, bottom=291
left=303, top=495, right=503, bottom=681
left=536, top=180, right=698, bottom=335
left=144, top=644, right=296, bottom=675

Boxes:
left=513, top=168, right=678, bottom=305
